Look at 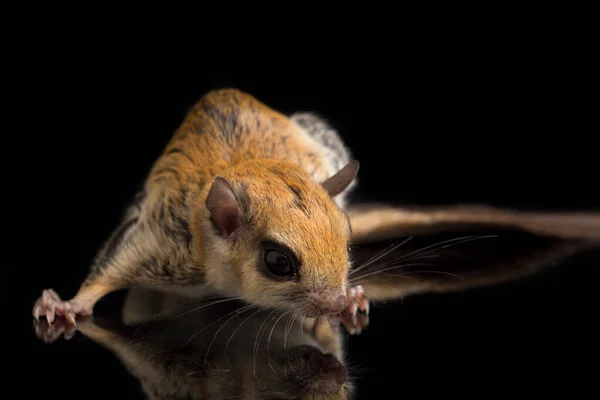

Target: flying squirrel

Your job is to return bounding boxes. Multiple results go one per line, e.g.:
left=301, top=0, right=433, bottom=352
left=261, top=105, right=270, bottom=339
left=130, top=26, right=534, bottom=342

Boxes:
left=32, top=88, right=600, bottom=329
left=33, top=88, right=367, bottom=326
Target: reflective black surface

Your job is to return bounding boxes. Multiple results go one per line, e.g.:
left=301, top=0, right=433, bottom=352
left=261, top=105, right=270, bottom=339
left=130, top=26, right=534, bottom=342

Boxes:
left=26, top=225, right=600, bottom=399
left=15, top=51, right=600, bottom=398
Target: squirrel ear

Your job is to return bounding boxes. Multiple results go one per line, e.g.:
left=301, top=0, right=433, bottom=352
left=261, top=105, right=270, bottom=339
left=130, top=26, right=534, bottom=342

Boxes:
left=205, top=176, right=244, bottom=237
left=321, top=160, right=360, bottom=197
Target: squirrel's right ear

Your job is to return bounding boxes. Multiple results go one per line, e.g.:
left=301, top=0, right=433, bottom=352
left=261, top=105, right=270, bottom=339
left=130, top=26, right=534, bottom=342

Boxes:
left=321, top=160, right=360, bottom=197
left=205, top=177, right=244, bottom=238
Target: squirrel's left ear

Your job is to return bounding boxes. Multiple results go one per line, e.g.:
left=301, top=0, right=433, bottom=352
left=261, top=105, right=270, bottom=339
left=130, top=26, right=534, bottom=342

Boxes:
left=205, top=176, right=245, bottom=238
left=321, top=160, right=360, bottom=197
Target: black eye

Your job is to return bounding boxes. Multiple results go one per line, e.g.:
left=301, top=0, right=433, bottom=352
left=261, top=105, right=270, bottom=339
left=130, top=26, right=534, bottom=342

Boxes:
left=261, top=241, right=298, bottom=279
left=264, top=250, right=293, bottom=276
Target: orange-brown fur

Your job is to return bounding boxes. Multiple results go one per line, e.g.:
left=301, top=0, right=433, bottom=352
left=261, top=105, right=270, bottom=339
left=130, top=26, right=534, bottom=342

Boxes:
left=150, top=89, right=336, bottom=187
left=33, top=88, right=357, bottom=320
left=189, top=159, right=351, bottom=315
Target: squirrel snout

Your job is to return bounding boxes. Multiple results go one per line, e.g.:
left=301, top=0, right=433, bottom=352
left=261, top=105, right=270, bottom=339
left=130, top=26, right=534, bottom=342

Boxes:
left=317, top=294, right=347, bottom=315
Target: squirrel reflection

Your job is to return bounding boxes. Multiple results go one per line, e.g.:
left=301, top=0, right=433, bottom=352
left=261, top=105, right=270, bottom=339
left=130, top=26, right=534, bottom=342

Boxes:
left=36, top=287, right=354, bottom=399
left=33, top=204, right=600, bottom=399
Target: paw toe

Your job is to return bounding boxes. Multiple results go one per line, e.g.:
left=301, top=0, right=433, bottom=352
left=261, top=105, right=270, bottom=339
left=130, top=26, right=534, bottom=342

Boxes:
left=32, top=289, right=77, bottom=324
left=338, top=285, right=371, bottom=335
left=46, top=308, right=55, bottom=324
left=356, top=312, right=369, bottom=330
left=65, top=311, right=77, bottom=325
left=33, top=305, right=42, bottom=322
left=358, top=298, right=369, bottom=314
left=346, top=288, right=358, bottom=316
left=346, top=285, right=369, bottom=316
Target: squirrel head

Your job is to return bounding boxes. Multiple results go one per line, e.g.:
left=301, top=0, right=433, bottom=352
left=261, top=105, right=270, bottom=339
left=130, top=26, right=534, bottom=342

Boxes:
left=194, top=159, right=359, bottom=317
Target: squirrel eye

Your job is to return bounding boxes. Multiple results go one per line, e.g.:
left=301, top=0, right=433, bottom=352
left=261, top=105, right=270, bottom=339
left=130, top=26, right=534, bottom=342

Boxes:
left=260, top=241, right=299, bottom=279
left=264, top=249, right=294, bottom=277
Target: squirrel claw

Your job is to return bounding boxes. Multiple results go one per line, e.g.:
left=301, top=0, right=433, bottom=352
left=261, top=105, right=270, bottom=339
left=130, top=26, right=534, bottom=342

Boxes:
left=33, top=306, right=41, bottom=322
left=330, top=285, right=370, bottom=335
left=32, top=289, right=91, bottom=327
left=347, top=285, right=369, bottom=316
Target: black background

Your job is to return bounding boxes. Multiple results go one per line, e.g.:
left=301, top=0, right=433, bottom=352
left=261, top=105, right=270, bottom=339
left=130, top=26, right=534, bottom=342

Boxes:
left=12, top=18, right=599, bottom=399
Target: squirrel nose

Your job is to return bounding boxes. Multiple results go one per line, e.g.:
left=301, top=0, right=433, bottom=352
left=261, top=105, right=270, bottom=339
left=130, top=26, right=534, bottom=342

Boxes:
left=318, top=294, right=347, bottom=315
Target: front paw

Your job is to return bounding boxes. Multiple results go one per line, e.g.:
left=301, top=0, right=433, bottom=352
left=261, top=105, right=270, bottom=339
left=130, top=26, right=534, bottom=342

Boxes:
left=346, top=285, right=369, bottom=316
left=329, top=285, right=370, bottom=335
left=32, top=289, right=91, bottom=325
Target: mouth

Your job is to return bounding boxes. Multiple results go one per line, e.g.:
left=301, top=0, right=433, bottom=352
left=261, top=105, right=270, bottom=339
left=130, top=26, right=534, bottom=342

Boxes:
left=292, top=294, right=348, bottom=318
left=301, top=308, right=344, bottom=319
left=300, top=302, right=347, bottom=318
left=303, top=311, right=320, bottom=318
left=296, top=305, right=322, bottom=318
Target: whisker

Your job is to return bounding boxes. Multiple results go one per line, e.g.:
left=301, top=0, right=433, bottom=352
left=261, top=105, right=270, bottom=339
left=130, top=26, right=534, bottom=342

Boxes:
left=401, top=254, right=440, bottom=261
left=362, top=253, right=438, bottom=272
left=253, top=308, right=280, bottom=376
left=202, top=304, right=259, bottom=369
left=170, top=297, right=246, bottom=320
left=167, top=292, right=291, bottom=321
left=284, top=314, right=298, bottom=374
left=348, top=262, right=433, bottom=284
left=392, top=270, right=466, bottom=280
left=133, top=291, right=290, bottom=337
left=132, top=296, right=211, bottom=338
left=283, top=314, right=295, bottom=347
left=181, top=303, right=255, bottom=348
left=224, top=306, right=267, bottom=369
left=350, top=236, right=414, bottom=276
left=284, top=313, right=297, bottom=350
left=392, top=235, right=497, bottom=264
left=348, top=235, right=496, bottom=284
left=267, top=311, right=290, bottom=374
